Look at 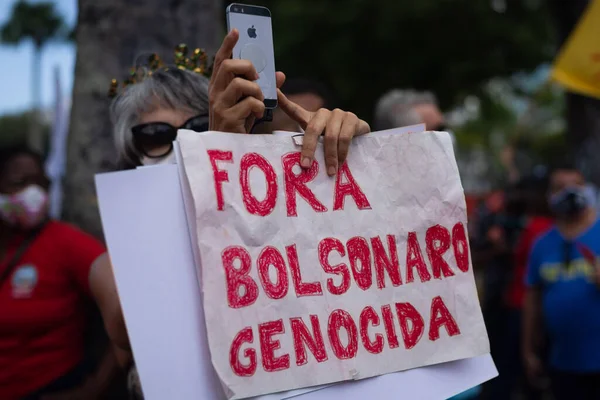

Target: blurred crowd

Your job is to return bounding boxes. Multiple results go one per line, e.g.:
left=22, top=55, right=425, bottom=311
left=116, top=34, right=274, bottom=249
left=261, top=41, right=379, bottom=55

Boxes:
left=471, top=162, right=600, bottom=400
left=2, top=50, right=600, bottom=399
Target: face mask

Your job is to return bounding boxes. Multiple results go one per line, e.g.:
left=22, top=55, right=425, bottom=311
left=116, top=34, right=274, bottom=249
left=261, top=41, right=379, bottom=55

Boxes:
left=549, top=185, right=596, bottom=217
left=0, top=185, right=49, bottom=228
left=141, top=151, right=176, bottom=166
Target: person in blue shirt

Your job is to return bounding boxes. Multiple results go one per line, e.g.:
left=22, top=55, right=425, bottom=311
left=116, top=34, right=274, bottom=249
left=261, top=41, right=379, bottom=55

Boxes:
left=523, top=162, right=600, bottom=400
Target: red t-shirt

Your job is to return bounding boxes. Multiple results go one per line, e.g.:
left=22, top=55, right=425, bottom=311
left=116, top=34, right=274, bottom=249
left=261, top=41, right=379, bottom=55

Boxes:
left=506, top=216, right=553, bottom=309
left=0, top=221, right=105, bottom=399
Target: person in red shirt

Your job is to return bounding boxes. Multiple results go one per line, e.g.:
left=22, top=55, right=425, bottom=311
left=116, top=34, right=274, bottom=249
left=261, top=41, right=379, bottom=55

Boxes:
left=503, top=171, right=553, bottom=399
left=0, top=146, right=122, bottom=399
left=507, top=171, right=554, bottom=309
left=508, top=217, right=554, bottom=309
left=507, top=170, right=555, bottom=309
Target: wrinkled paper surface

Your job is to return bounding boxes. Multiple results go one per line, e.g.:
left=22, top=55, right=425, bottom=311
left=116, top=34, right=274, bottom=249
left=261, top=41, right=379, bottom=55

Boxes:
left=178, top=129, right=489, bottom=399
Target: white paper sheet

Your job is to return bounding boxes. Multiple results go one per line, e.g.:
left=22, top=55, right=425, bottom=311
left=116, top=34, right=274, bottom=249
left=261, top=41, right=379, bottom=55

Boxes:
left=295, top=354, right=496, bottom=400
left=177, top=129, right=489, bottom=398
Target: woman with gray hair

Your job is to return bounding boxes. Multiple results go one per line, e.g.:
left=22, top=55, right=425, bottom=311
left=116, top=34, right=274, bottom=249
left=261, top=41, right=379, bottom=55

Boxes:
left=111, top=66, right=211, bottom=167
left=374, top=89, right=444, bottom=132
left=110, top=29, right=371, bottom=173
left=94, top=31, right=372, bottom=399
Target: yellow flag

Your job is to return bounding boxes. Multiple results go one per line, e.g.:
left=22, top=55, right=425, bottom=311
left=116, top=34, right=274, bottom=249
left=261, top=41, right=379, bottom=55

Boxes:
left=551, top=0, right=600, bottom=99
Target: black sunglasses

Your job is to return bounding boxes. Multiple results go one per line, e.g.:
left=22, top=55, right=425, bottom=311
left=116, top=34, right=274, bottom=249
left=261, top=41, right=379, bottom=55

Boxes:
left=131, top=114, right=209, bottom=158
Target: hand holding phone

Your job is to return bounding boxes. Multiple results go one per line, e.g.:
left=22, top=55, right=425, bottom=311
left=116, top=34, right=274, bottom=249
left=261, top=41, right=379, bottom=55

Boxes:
left=208, top=29, right=276, bottom=134
left=209, top=6, right=370, bottom=176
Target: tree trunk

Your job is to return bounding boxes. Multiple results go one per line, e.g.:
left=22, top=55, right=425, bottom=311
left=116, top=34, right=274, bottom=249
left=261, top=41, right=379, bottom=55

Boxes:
left=63, top=0, right=223, bottom=238
left=32, top=44, right=42, bottom=110
left=28, top=44, right=45, bottom=154
left=566, top=94, right=600, bottom=184
left=550, top=0, right=600, bottom=184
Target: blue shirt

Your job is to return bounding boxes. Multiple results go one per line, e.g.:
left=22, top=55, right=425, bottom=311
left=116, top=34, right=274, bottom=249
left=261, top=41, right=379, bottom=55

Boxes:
left=526, top=218, right=600, bottom=372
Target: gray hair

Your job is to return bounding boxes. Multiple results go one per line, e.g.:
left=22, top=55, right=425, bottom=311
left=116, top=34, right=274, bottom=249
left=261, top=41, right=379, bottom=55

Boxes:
left=374, top=89, right=438, bottom=131
left=110, top=68, right=210, bottom=166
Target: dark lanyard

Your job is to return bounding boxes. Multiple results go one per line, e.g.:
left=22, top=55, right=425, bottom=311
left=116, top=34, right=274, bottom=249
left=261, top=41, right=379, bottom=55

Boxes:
left=0, top=221, right=48, bottom=288
left=563, top=240, right=574, bottom=270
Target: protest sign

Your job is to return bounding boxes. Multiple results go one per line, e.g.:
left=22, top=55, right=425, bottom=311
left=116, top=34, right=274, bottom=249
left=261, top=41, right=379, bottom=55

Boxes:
left=177, top=129, right=489, bottom=399
left=96, top=163, right=496, bottom=400
left=96, top=163, right=497, bottom=400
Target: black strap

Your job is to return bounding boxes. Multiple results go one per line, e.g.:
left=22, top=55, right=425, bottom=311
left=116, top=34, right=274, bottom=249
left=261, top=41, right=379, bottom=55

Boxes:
left=562, top=239, right=574, bottom=270
left=0, top=221, right=48, bottom=288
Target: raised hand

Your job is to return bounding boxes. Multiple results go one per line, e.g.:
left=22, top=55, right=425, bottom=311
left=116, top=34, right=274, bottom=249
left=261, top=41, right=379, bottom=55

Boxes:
left=209, top=30, right=285, bottom=134
left=277, top=84, right=370, bottom=176
left=209, top=29, right=370, bottom=177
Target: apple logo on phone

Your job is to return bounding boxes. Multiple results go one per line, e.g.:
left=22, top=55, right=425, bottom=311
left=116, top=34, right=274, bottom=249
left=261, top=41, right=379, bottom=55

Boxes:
left=247, top=25, right=257, bottom=39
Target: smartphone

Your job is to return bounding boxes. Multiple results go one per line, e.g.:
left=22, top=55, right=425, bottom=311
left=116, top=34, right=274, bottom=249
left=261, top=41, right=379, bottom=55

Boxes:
left=226, top=3, right=277, bottom=109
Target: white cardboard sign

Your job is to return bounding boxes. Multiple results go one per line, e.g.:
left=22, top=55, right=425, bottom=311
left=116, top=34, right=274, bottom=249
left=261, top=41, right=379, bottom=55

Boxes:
left=177, top=129, right=489, bottom=399
left=95, top=163, right=497, bottom=400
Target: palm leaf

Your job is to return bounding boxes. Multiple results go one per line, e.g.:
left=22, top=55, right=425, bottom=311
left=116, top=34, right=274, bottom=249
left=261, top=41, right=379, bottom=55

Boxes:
left=0, top=1, right=66, bottom=47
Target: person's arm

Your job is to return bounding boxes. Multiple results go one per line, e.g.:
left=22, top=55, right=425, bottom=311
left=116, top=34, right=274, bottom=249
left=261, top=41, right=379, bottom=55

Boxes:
left=209, top=30, right=370, bottom=177
left=113, top=343, right=133, bottom=368
left=89, top=253, right=130, bottom=350
left=59, top=224, right=129, bottom=350
left=521, top=242, right=544, bottom=383
left=522, top=286, right=543, bottom=380
left=40, top=347, right=122, bottom=400
left=44, top=225, right=126, bottom=400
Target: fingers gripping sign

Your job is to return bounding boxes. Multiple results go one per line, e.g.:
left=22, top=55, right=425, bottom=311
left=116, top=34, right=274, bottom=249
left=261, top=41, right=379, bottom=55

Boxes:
left=277, top=89, right=371, bottom=176
left=209, top=30, right=371, bottom=175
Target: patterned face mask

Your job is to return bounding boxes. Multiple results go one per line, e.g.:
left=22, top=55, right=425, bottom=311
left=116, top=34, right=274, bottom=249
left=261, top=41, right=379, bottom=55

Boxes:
left=0, top=184, right=49, bottom=229
left=549, top=185, right=596, bottom=218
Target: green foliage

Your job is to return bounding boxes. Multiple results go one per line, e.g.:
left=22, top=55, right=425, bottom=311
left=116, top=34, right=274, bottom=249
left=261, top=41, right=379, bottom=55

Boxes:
left=529, top=129, right=567, bottom=163
left=452, top=69, right=566, bottom=182
left=1, top=1, right=68, bottom=111
left=1, top=0, right=66, bottom=48
left=252, top=0, right=555, bottom=121
left=482, top=81, right=563, bottom=145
